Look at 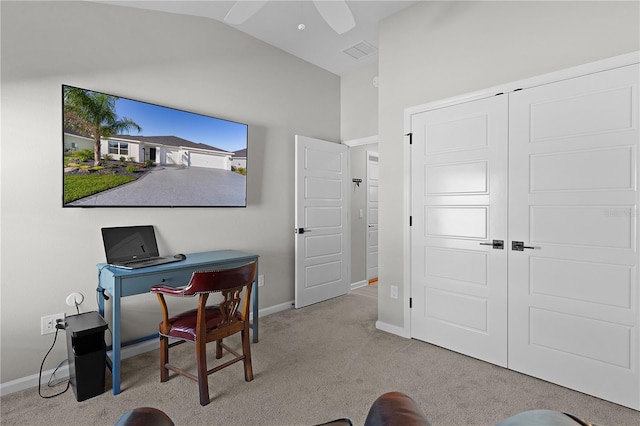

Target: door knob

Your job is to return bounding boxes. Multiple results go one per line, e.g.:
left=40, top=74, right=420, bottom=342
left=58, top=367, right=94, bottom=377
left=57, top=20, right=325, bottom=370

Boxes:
left=479, top=239, right=504, bottom=249
left=512, top=241, right=535, bottom=251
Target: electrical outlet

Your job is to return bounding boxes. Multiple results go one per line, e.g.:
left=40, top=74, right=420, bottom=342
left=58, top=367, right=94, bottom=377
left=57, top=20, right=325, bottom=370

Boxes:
left=41, top=313, right=65, bottom=335
left=258, top=274, right=265, bottom=287
left=390, top=285, right=398, bottom=299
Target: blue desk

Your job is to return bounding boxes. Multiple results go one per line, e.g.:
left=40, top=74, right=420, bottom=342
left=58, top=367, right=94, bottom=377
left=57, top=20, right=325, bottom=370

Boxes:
left=97, top=250, right=259, bottom=395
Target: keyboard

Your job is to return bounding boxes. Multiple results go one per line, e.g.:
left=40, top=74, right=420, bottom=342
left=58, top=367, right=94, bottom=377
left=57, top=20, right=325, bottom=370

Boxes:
left=110, top=257, right=181, bottom=270
left=122, top=258, right=161, bottom=265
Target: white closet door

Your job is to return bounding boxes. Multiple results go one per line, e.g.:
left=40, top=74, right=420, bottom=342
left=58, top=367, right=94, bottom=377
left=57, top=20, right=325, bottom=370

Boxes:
left=410, top=95, right=508, bottom=367
left=508, top=64, right=639, bottom=409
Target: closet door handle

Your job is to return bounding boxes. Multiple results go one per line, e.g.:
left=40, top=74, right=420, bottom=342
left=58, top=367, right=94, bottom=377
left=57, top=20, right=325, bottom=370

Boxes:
left=512, top=241, right=535, bottom=251
left=479, top=239, right=504, bottom=249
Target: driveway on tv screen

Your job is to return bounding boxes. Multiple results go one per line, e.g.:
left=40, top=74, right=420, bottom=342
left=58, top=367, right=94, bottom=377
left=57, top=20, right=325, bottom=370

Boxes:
left=67, top=166, right=246, bottom=207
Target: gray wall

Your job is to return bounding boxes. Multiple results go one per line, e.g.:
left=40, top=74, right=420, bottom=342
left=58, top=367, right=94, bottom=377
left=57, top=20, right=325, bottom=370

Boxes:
left=377, top=1, right=640, bottom=328
left=341, top=62, right=378, bottom=141
left=0, top=1, right=340, bottom=383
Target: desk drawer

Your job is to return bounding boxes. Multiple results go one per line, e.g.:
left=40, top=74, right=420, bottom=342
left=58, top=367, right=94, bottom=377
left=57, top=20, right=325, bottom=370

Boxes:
left=119, top=269, right=195, bottom=297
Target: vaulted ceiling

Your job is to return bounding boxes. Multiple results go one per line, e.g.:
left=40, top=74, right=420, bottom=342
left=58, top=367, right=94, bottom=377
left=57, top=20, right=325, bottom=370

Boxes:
left=90, top=1, right=418, bottom=76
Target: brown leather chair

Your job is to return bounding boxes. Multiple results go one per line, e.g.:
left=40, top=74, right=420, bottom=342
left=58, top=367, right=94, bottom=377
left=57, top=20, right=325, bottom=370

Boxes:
left=115, top=407, right=174, bottom=426
left=364, top=392, right=431, bottom=426
left=361, top=392, right=590, bottom=426
left=150, top=261, right=257, bottom=406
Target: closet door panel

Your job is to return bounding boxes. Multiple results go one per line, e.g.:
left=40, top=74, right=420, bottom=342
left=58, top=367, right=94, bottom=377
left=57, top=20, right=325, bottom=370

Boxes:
left=411, top=95, right=508, bottom=367
left=508, top=64, right=639, bottom=409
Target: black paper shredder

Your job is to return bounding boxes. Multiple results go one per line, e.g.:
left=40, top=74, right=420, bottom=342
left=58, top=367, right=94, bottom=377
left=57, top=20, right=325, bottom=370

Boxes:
left=65, top=312, right=108, bottom=401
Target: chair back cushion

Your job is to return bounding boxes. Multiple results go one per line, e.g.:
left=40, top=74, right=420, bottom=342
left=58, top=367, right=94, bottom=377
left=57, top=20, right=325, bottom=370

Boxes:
left=183, top=262, right=257, bottom=295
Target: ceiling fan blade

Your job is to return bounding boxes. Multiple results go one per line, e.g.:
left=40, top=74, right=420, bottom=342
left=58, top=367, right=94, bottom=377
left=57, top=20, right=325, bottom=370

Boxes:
left=224, top=0, right=268, bottom=25
left=313, top=0, right=355, bottom=35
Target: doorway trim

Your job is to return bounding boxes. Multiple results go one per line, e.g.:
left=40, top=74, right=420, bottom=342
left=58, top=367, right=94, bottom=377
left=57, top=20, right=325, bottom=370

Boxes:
left=343, top=135, right=378, bottom=148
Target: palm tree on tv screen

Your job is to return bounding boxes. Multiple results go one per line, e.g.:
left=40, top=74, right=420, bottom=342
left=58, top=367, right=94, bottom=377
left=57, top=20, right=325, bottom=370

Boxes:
left=64, top=87, right=141, bottom=166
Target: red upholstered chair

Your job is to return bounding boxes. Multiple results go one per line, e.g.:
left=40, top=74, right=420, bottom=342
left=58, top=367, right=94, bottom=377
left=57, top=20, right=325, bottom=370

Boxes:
left=150, top=262, right=257, bottom=406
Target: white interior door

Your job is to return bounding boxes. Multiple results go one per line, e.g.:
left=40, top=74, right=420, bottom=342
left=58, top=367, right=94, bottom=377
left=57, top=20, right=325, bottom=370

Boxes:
left=295, top=135, right=350, bottom=308
left=508, top=64, right=640, bottom=409
left=366, top=151, right=379, bottom=283
left=410, top=95, right=509, bottom=367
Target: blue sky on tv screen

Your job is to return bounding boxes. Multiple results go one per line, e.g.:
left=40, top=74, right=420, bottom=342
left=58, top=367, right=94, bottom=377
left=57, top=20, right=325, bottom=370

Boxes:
left=114, top=97, right=247, bottom=153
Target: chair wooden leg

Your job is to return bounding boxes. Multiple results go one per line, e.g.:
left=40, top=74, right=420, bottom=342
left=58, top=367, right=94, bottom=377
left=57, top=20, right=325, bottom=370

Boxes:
left=216, top=339, right=223, bottom=359
left=160, top=335, right=169, bottom=383
left=241, top=328, right=254, bottom=382
left=196, top=338, right=210, bottom=406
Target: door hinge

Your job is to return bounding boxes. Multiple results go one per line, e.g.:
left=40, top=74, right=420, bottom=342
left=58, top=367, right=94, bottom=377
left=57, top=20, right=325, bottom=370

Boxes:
left=409, top=216, right=412, bottom=226
left=409, top=297, right=412, bottom=308
left=405, top=132, right=413, bottom=144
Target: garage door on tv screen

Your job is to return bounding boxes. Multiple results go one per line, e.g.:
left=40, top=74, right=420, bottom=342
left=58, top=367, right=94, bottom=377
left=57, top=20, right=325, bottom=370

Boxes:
left=62, top=85, right=248, bottom=207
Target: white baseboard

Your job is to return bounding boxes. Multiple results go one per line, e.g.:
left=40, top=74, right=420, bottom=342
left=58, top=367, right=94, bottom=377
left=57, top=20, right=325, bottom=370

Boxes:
left=116, top=339, right=160, bottom=359
left=376, top=320, right=410, bottom=339
left=351, top=280, right=368, bottom=290
left=250, top=300, right=293, bottom=320
left=0, top=339, right=161, bottom=397
left=1, top=303, right=294, bottom=397
left=0, top=365, right=72, bottom=397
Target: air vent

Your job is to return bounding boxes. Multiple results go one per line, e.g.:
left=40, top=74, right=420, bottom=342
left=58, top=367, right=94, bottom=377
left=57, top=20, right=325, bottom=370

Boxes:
left=343, top=41, right=378, bottom=60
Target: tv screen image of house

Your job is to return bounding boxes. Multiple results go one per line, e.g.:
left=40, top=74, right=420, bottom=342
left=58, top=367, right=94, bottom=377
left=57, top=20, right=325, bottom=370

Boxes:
left=62, top=85, right=248, bottom=207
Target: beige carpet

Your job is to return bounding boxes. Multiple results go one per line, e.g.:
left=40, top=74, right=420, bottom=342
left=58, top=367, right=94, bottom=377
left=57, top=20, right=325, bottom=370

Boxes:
left=2, top=286, right=640, bottom=425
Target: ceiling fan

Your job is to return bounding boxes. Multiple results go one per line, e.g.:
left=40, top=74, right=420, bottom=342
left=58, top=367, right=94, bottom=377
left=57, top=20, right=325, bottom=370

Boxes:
left=224, top=0, right=356, bottom=35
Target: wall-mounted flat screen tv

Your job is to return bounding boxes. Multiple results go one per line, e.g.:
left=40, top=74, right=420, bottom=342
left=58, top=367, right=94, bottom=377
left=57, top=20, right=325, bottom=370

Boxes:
left=62, top=85, right=248, bottom=207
